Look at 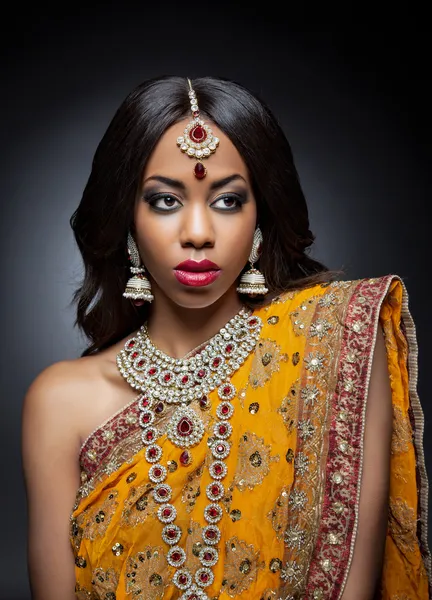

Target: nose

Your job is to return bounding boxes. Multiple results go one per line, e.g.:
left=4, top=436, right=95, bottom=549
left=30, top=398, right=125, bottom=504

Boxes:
left=179, top=202, right=215, bottom=249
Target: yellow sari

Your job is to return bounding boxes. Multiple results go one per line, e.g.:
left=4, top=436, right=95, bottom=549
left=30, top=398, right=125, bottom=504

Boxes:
left=70, top=275, right=430, bottom=599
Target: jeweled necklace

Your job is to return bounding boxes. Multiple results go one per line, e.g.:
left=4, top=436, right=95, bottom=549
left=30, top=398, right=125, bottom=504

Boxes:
left=116, top=306, right=263, bottom=599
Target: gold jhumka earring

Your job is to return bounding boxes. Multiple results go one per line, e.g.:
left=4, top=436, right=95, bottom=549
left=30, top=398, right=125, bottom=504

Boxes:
left=176, top=78, right=219, bottom=179
left=236, top=227, right=268, bottom=296
left=123, top=232, right=154, bottom=304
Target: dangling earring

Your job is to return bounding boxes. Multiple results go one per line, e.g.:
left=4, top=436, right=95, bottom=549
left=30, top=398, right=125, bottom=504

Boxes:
left=236, top=227, right=268, bottom=296
left=123, top=232, right=154, bottom=304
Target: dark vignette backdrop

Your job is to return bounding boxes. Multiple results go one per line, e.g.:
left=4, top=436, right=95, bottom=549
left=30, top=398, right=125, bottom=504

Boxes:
left=0, top=8, right=430, bottom=599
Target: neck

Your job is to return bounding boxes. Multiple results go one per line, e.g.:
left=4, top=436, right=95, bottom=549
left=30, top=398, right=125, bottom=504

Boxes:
left=144, top=287, right=245, bottom=359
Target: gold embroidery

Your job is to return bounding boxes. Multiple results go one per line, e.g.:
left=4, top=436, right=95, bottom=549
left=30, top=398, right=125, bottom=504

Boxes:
left=78, top=491, right=119, bottom=541
left=277, top=387, right=298, bottom=435
left=221, top=536, right=265, bottom=597
left=120, top=482, right=157, bottom=527
left=91, top=567, right=119, bottom=597
left=267, top=487, right=289, bottom=541
left=221, top=483, right=235, bottom=514
left=278, top=282, right=350, bottom=597
left=289, top=296, right=318, bottom=336
left=391, top=405, right=413, bottom=454
left=393, top=462, right=408, bottom=484
left=74, top=583, right=94, bottom=599
left=185, top=520, right=205, bottom=573
left=70, top=517, right=84, bottom=558
left=233, top=432, right=279, bottom=492
left=181, top=461, right=205, bottom=512
left=248, top=339, right=287, bottom=388
left=76, top=428, right=143, bottom=507
left=125, top=546, right=170, bottom=599
left=389, top=498, right=417, bottom=554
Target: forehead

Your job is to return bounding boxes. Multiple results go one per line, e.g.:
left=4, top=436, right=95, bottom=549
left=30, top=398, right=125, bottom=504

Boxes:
left=143, top=119, right=249, bottom=182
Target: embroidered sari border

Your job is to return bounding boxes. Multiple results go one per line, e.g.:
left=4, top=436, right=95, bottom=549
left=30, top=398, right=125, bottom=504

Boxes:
left=79, top=399, right=141, bottom=478
left=305, top=275, right=398, bottom=598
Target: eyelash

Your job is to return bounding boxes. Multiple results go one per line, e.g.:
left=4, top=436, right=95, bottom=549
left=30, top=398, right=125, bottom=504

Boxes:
left=143, top=193, right=245, bottom=213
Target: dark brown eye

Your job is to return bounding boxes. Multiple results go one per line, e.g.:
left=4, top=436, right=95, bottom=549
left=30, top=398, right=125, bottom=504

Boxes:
left=212, top=195, right=244, bottom=211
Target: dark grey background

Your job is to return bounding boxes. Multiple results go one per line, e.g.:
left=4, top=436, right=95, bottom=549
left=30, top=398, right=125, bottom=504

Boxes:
left=1, top=8, right=430, bottom=600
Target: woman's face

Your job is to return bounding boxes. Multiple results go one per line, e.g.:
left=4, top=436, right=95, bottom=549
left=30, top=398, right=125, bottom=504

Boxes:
left=134, top=118, right=257, bottom=309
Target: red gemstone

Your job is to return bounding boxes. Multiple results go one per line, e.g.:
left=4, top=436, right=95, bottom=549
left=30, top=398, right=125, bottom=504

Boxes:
left=172, top=551, right=181, bottom=562
left=225, top=344, right=233, bottom=353
left=181, top=375, right=189, bottom=384
left=211, top=484, right=220, bottom=496
left=178, top=417, right=193, bottom=436
left=153, top=468, right=162, bottom=477
left=180, top=450, right=191, bottom=465
left=145, top=430, right=154, bottom=441
left=167, top=528, right=176, bottom=538
left=188, top=595, right=198, bottom=600
left=200, top=572, right=209, bottom=582
left=214, top=464, right=223, bottom=475
left=204, top=551, right=213, bottom=561
left=197, top=369, right=206, bottom=378
left=179, top=574, right=187, bottom=585
left=143, top=414, right=151, bottom=423
left=194, top=162, right=206, bottom=179
left=218, top=425, right=227, bottom=435
left=149, top=368, right=157, bottom=375
left=131, top=351, right=139, bottom=359
left=209, top=507, right=219, bottom=517
left=158, top=488, right=167, bottom=498
left=250, top=318, right=257, bottom=325
left=199, top=396, right=208, bottom=408
left=189, top=125, right=207, bottom=143
left=223, top=386, right=231, bottom=395
left=142, top=398, right=150, bottom=407
left=221, top=404, right=229, bottom=415
left=148, top=447, right=157, bottom=458
left=164, top=373, right=171, bottom=382
left=192, top=111, right=200, bottom=118
left=127, top=341, right=135, bottom=348
left=155, top=402, right=164, bottom=413
left=163, top=508, right=172, bottom=517
left=138, top=359, right=145, bottom=367
left=216, top=444, right=225, bottom=454
left=205, top=529, right=216, bottom=539
left=212, top=358, right=221, bottom=367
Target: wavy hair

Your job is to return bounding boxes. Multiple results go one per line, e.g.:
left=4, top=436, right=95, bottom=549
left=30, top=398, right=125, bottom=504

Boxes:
left=70, top=75, right=334, bottom=356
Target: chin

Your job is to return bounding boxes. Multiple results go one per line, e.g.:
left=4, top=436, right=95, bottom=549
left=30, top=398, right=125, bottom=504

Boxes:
left=159, top=283, right=236, bottom=310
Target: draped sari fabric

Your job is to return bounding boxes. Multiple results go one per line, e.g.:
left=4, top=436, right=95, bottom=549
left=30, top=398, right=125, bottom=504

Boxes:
left=70, top=276, right=431, bottom=599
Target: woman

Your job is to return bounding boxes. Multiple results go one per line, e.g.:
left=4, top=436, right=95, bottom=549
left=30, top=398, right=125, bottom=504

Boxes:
left=21, top=76, right=430, bottom=599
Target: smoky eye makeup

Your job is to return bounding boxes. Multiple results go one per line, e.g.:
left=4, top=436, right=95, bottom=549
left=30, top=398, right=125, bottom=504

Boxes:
left=141, top=187, right=249, bottom=212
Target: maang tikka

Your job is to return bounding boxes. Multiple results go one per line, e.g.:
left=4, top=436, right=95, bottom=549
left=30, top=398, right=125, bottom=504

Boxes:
left=123, top=232, right=154, bottom=304
left=237, top=227, right=269, bottom=296
left=176, top=78, right=219, bottom=179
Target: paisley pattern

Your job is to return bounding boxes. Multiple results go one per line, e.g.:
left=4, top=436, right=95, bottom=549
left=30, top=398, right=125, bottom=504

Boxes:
left=70, top=276, right=431, bottom=599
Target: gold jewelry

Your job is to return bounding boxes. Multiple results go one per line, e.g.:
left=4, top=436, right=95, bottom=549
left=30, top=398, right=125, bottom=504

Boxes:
left=116, top=307, right=263, bottom=596
left=123, top=232, right=154, bottom=303
left=236, top=227, right=269, bottom=296
left=176, top=78, right=220, bottom=180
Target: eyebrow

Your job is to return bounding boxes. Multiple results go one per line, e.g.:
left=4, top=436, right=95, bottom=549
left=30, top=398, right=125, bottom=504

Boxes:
left=142, top=174, right=247, bottom=192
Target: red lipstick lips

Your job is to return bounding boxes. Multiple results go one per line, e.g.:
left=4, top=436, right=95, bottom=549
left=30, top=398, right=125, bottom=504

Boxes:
left=174, top=259, right=221, bottom=287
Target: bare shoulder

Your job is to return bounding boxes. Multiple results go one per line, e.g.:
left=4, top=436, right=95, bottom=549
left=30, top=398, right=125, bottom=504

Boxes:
left=23, top=338, right=135, bottom=450
left=23, top=357, right=100, bottom=446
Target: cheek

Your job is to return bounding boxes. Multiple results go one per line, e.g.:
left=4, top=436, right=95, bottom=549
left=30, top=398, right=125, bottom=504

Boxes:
left=134, top=206, right=172, bottom=260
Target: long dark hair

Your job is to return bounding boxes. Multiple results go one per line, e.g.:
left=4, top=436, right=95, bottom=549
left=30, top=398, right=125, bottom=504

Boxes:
left=70, top=75, right=333, bottom=356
